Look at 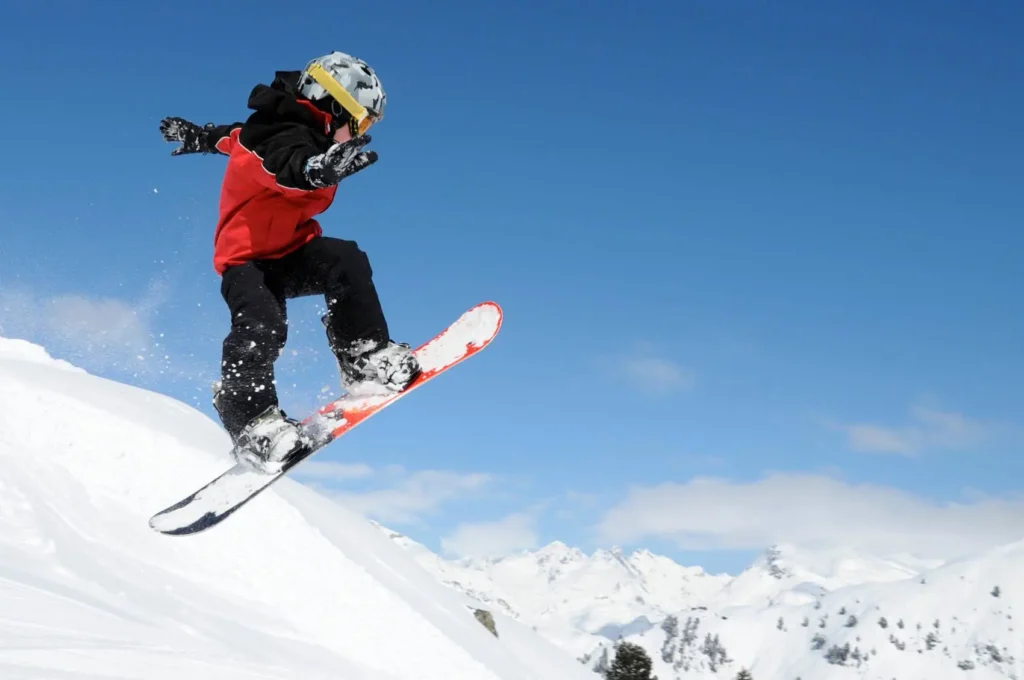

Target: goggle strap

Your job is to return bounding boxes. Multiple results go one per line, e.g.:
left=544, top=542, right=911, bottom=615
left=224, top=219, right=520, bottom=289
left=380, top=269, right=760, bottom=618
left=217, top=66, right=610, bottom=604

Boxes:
left=306, top=62, right=370, bottom=126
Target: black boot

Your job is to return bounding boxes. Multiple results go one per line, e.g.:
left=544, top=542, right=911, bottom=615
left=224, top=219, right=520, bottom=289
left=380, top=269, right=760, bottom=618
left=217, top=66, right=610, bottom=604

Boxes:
left=212, top=381, right=303, bottom=473
left=322, top=313, right=420, bottom=394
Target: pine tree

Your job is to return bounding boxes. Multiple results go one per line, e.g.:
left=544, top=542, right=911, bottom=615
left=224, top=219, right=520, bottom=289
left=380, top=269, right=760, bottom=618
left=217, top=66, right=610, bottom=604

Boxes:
left=661, top=615, right=679, bottom=638
left=660, top=615, right=679, bottom=663
left=607, top=641, right=657, bottom=680
left=734, top=669, right=753, bottom=680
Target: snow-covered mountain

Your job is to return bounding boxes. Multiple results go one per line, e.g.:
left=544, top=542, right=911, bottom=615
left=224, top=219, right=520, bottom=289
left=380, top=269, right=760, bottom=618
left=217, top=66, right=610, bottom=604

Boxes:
left=580, top=540, right=1024, bottom=679
left=706, top=542, right=945, bottom=610
left=383, top=525, right=1024, bottom=678
left=0, top=336, right=593, bottom=680
left=381, top=528, right=731, bottom=656
left=381, top=527, right=949, bottom=657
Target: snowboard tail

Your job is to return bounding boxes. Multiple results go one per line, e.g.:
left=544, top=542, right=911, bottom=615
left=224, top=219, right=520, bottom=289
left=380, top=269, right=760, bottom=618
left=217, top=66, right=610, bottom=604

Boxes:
left=149, top=301, right=502, bottom=536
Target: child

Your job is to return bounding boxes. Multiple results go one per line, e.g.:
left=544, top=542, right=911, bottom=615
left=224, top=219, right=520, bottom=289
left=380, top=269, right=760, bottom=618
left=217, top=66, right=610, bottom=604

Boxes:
left=160, top=51, right=420, bottom=472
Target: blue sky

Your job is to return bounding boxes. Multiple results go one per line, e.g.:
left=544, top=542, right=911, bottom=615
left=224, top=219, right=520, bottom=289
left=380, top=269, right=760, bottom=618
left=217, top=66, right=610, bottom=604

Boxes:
left=1, top=1, right=1021, bottom=573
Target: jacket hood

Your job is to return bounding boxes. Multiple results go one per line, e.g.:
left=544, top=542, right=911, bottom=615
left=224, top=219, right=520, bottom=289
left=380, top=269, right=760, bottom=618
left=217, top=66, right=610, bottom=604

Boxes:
left=246, top=71, right=331, bottom=131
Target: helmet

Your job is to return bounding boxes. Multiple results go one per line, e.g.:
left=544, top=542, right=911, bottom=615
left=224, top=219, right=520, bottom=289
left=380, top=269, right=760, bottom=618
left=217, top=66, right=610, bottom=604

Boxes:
left=298, top=51, right=386, bottom=134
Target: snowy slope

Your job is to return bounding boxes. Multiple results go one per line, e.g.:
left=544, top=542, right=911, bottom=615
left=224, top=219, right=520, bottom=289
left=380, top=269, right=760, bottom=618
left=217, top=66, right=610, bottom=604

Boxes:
left=580, top=541, right=1024, bottom=679
left=0, top=337, right=595, bottom=680
left=381, top=529, right=731, bottom=658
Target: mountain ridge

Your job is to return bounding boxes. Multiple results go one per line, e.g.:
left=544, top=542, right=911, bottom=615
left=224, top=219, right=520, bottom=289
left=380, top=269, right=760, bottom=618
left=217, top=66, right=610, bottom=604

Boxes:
left=381, top=523, right=1024, bottom=678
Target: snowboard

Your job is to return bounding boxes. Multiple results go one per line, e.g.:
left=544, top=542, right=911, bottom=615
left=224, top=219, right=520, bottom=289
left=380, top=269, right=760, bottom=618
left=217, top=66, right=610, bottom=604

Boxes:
left=149, top=301, right=502, bottom=536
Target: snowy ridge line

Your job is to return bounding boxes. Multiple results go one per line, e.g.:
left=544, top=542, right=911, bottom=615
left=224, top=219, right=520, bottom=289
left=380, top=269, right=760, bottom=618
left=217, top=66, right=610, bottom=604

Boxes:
left=381, top=527, right=1024, bottom=679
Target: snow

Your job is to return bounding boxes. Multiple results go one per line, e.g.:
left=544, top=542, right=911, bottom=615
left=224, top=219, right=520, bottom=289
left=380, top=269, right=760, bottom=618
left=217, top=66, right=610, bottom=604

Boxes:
left=0, top=337, right=84, bottom=372
left=415, top=300, right=502, bottom=373
left=705, top=542, right=944, bottom=609
left=384, top=528, right=1024, bottom=678
left=0, top=334, right=591, bottom=680
left=588, top=541, right=1024, bottom=679
left=380, top=530, right=731, bottom=659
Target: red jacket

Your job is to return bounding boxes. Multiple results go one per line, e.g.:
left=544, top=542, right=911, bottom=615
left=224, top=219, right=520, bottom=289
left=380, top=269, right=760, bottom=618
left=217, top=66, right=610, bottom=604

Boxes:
left=204, top=72, right=339, bottom=274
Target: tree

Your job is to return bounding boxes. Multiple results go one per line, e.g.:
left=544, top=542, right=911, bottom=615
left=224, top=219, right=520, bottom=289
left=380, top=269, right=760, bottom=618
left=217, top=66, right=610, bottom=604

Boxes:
left=824, top=643, right=850, bottom=665
left=700, top=633, right=730, bottom=672
left=734, top=669, right=753, bottom=680
left=660, top=615, right=679, bottom=663
left=661, top=615, right=679, bottom=638
left=607, top=641, right=657, bottom=680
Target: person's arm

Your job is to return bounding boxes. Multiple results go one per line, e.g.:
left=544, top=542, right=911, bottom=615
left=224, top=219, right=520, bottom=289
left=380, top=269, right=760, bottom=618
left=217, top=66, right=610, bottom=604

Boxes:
left=159, top=117, right=241, bottom=156
left=248, top=122, right=378, bottom=191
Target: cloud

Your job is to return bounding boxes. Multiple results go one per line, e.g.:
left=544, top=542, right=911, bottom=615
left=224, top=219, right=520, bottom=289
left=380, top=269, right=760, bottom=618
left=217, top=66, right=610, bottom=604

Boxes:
left=603, top=341, right=694, bottom=394
left=0, top=280, right=191, bottom=379
left=326, top=468, right=494, bottom=525
left=595, top=473, right=1024, bottom=560
left=291, top=461, right=374, bottom=482
left=832, top=404, right=996, bottom=456
left=441, top=513, right=538, bottom=558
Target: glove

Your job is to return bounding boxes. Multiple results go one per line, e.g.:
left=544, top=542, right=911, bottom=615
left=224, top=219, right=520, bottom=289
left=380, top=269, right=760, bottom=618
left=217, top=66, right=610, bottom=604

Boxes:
left=304, top=135, right=378, bottom=188
left=160, top=117, right=214, bottom=155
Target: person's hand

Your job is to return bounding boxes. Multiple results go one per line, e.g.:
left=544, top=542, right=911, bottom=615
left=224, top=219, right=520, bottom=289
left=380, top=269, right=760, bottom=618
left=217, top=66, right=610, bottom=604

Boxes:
left=160, top=117, right=212, bottom=155
left=305, top=135, right=378, bottom=187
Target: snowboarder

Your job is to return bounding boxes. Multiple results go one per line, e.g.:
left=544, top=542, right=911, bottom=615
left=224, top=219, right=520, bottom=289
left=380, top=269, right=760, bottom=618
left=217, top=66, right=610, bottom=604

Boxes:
left=159, top=51, right=420, bottom=472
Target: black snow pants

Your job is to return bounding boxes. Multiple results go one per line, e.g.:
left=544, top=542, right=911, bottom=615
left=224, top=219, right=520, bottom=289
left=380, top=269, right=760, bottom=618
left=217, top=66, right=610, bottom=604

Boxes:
left=216, top=236, right=389, bottom=438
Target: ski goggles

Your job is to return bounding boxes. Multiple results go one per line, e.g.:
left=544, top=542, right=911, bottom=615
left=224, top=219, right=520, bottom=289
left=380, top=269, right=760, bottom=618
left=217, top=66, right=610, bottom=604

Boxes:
left=306, top=62, right=380, bottom=136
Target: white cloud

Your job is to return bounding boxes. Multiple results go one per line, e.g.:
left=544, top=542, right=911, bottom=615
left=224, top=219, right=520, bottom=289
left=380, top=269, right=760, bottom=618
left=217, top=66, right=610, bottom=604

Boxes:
left=441, top=513, right=538, bottom=558
left=0, top=281, right=181, bottom=378
left=46, top=294, right=154, bottom=350
left=292, top=461, right=374, bottom=482
left=331, top=469, right=493, bottom=525
left=833, top=404, right=996, bottom=456
left=595, top=473, right=1024, bottom=560
left=603, top=341, right=694, bottom=394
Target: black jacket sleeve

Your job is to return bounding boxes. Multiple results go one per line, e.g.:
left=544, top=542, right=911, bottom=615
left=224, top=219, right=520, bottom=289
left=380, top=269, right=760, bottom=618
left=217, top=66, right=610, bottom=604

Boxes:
left=240, top=117, right=332, bottom=191
left=204, top=123, right=243, bottom=154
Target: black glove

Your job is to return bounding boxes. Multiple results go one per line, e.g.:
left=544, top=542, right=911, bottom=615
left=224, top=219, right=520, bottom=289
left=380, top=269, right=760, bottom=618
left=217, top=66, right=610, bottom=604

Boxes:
left=160, top=117, right=214, bottom=155
left=304, top=135, right=378, bottom=188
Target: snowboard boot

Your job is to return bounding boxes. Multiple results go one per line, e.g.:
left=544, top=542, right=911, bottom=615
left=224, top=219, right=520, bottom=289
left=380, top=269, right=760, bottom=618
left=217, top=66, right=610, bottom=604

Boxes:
left=212, top=381, right=304, bottom=474
left=228, top=405, right=305, bottom=474
left=322, top=315, right=421, bottom=395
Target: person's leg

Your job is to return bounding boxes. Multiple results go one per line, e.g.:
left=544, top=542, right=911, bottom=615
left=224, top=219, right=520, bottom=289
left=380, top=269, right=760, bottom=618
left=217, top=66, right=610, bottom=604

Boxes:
left=273, top=236, right=419, bottom=391
left=273, top=235, right=390, bottom=352
left=215, top=262, right=288, bottom=440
